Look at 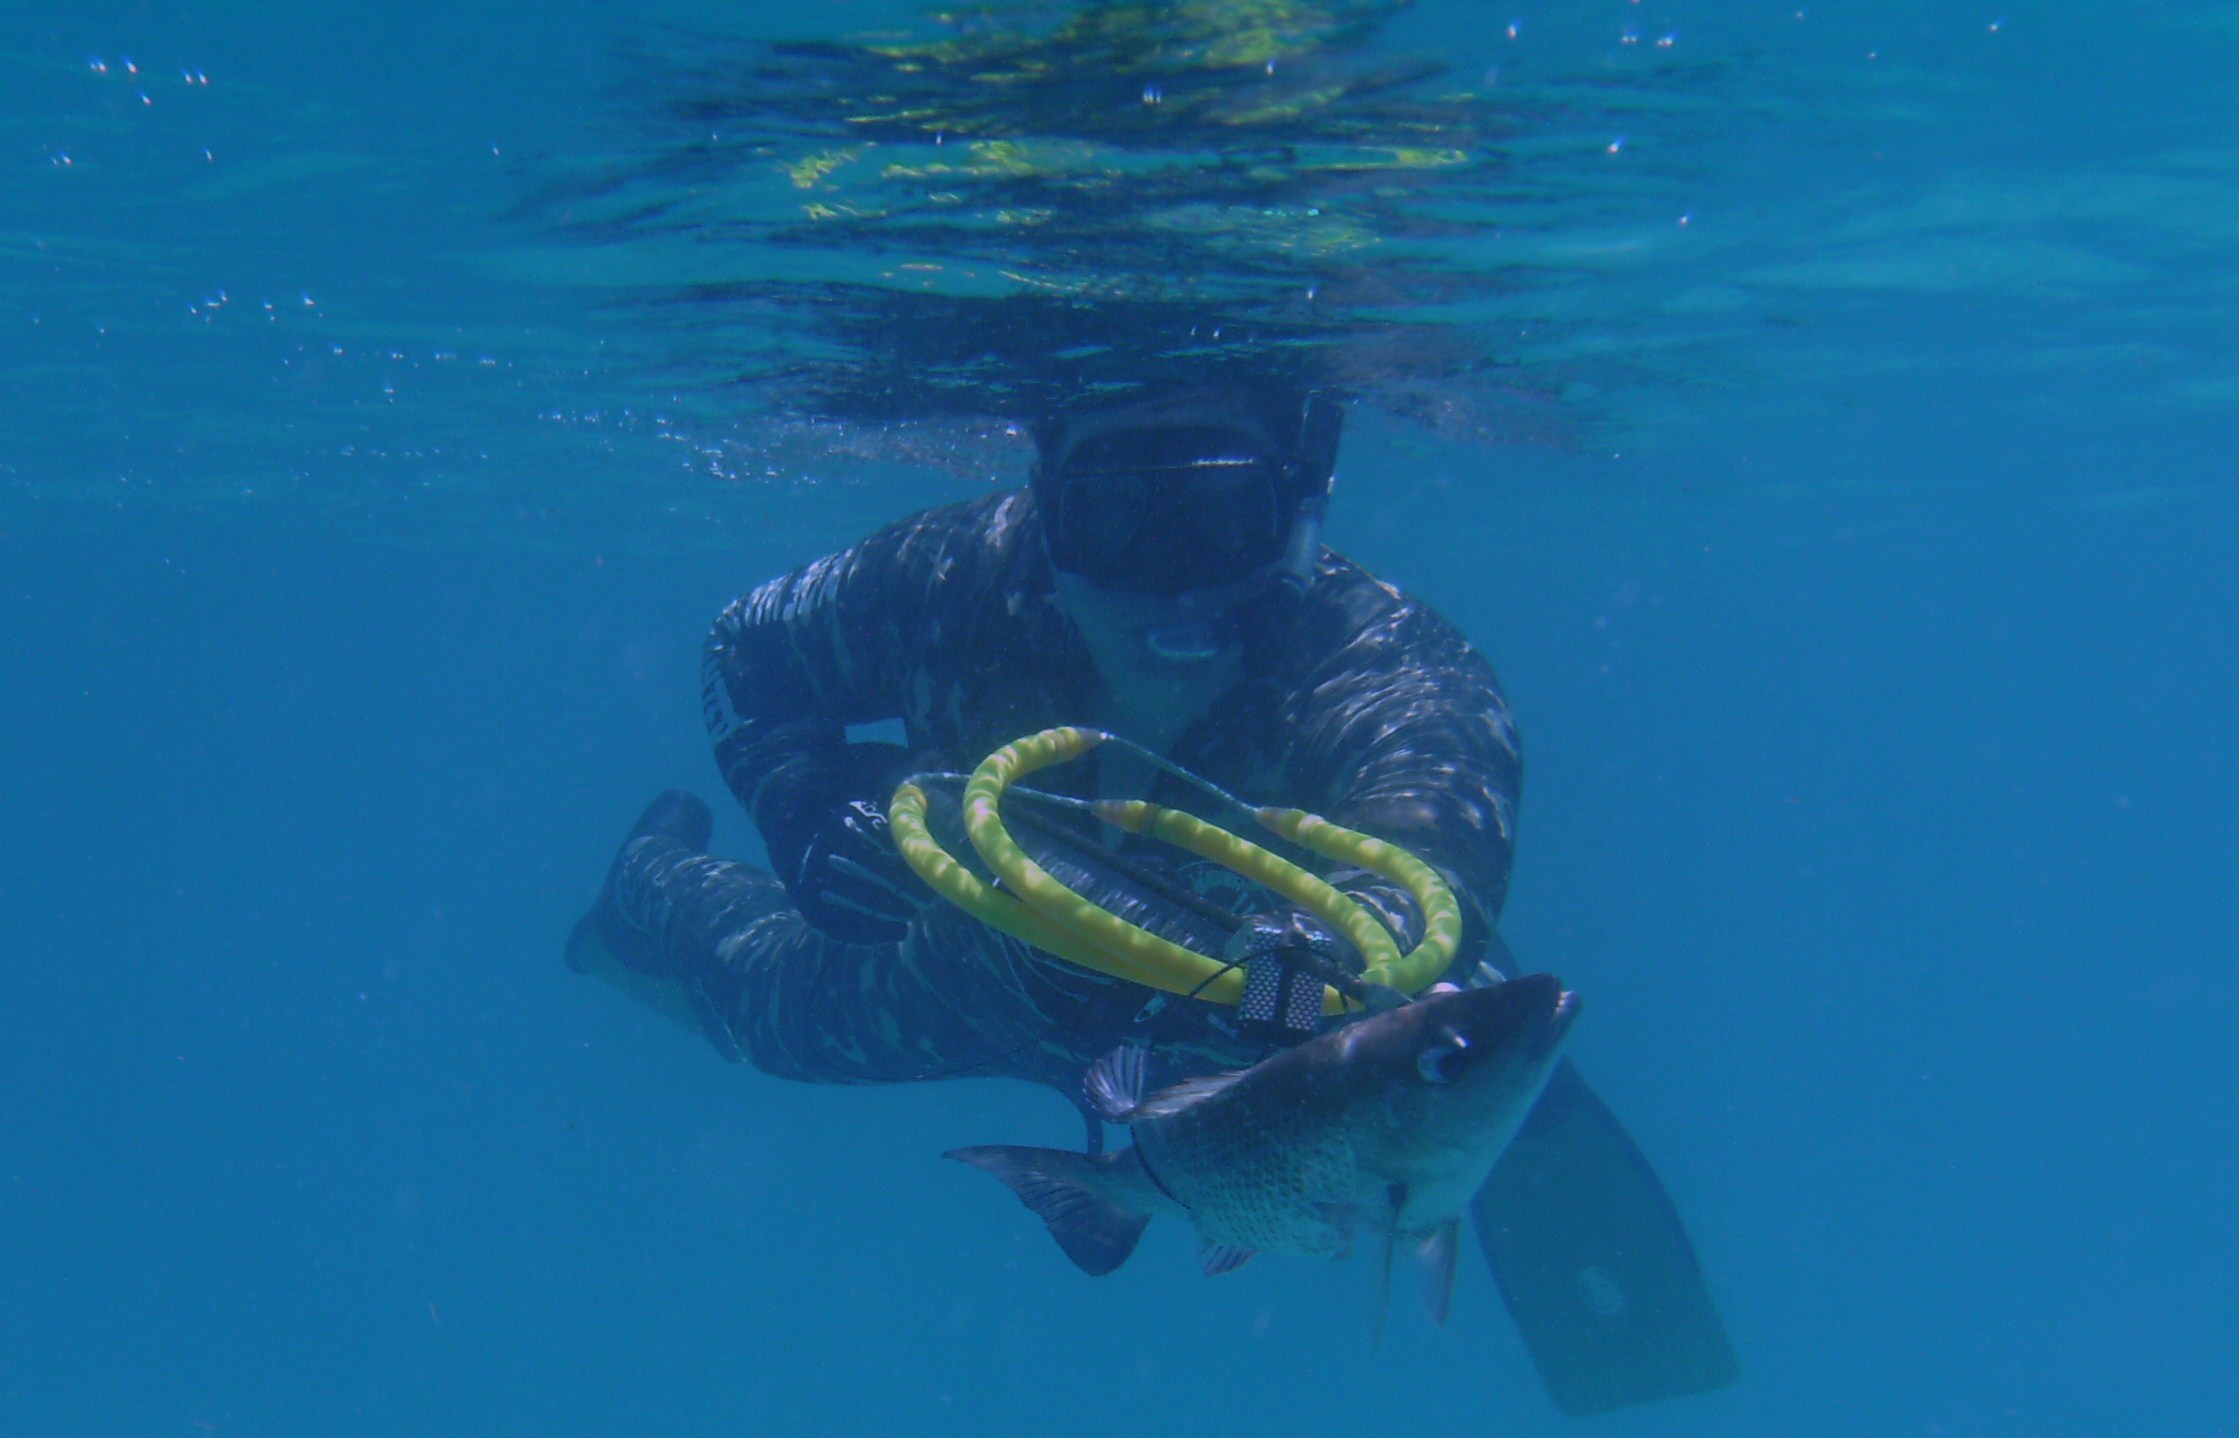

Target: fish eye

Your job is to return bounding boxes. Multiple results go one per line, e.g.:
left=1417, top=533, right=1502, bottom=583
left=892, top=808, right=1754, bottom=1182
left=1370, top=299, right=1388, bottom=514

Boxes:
left=1416, top=1027, right=1472, bottom=1084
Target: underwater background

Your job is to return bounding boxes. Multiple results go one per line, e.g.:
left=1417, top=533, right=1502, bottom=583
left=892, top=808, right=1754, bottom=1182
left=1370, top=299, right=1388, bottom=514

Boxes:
left=3, top=1, right=2234, bottom=1434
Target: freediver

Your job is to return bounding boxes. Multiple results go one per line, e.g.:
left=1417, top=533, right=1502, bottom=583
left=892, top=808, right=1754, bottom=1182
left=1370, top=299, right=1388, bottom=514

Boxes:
left=571, top=385, right=1519, bottom=1081
left=568, top=384, right=1735, bottom=1414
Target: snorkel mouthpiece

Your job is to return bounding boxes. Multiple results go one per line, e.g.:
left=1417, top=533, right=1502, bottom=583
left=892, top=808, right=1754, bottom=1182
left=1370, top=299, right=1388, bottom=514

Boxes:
left=1140, top=619, right=1230, bottom=664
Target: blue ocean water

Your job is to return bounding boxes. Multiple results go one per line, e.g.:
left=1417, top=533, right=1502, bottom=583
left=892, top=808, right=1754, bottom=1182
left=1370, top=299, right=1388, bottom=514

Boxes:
left=4, top=1, right=2234, bottom=1434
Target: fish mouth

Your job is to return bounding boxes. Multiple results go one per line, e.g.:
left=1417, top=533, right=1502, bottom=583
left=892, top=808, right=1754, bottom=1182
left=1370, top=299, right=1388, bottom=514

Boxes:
left=1430, top=974, right=1579, bottom=1065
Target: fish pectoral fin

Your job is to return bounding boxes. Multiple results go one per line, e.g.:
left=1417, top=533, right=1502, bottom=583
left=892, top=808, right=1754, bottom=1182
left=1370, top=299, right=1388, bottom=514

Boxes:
left=1200, top=1242, right=1255, bottom=1276
left=1375, top=1184, right=1406, bottom=1312
left=945, top=1146, right=1150, bottom=1277
left=1371, top=1227, right=1395, bottom=1347
left=1418, top=1220, right=1461, bottom=1327
left=1083, top=1044, right=1150, bottom=1122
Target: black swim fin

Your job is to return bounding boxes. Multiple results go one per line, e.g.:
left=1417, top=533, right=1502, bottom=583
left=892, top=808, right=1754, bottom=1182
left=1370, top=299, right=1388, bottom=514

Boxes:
left=1474, top=1059, right=1738, bottom=1415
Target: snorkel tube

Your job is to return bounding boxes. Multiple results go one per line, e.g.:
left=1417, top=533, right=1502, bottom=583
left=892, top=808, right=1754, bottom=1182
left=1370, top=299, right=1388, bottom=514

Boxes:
left=888, top=727, right=1462, bottom=1016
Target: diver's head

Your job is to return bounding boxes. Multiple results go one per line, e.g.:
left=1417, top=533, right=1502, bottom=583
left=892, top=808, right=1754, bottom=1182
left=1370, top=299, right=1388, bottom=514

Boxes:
left=1032, top=387, right=1342, bottom=668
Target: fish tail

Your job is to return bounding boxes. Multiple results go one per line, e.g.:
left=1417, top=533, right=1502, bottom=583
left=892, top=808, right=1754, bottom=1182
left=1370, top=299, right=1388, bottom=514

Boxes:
left=945, top=1145, right=1151, bottom=1276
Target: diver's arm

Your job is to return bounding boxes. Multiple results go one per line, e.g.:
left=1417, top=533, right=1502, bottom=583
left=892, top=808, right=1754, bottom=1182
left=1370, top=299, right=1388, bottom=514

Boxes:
left=700, top=505, right=987, bottom=906
left=704, top=538, right=910, bottom=842
left=705, top=493, right=1060, bottom=940
left=1284, top=575, right=1521, bottom=968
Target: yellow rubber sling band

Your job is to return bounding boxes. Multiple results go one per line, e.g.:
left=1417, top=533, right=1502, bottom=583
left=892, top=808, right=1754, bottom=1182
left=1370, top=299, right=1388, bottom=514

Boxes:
left=887, top=726, right=1461, bottom=1012
left=888, top=781, right=1177, bottom=991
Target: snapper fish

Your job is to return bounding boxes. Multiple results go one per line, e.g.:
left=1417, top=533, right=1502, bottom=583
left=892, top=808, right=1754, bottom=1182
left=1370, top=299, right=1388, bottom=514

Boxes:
left=948, top=974, right=1579, bottom=1321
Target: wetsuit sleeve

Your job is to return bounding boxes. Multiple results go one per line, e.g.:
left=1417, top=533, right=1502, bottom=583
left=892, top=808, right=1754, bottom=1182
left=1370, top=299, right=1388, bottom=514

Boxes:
left=1282, top=578, right=1522, bottom=968
left=700, top=512, right=948, bottom=848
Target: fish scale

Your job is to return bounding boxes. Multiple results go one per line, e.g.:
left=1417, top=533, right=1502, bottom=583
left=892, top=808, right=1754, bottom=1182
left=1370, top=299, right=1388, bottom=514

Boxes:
left=1135, top=1073, right=1374, bottom=1253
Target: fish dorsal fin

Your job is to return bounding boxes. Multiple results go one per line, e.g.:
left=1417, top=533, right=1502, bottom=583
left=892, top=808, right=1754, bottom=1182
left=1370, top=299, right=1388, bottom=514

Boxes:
left=1083, top=1044, right=1151, bottom=1122
left=1130, top=1070, right=1246, bottom=1120
left=1200, top=1242, right=1255, bottom=1276
left=1418, top=1220, right=1461, bottom=1327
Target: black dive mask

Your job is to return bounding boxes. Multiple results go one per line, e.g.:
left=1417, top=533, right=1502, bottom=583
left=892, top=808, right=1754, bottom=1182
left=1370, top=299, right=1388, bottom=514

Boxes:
left=1035, top=396, right=1341, bottom=596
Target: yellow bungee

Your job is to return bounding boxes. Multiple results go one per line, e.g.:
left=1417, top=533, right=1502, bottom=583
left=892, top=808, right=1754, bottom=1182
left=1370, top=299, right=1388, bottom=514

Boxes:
left=888, top=726, right=1461, bottom=1015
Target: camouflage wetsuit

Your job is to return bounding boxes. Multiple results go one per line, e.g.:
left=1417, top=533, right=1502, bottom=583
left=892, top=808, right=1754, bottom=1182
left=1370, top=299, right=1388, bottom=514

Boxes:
left=634, top=491, right=1521, bottom=1097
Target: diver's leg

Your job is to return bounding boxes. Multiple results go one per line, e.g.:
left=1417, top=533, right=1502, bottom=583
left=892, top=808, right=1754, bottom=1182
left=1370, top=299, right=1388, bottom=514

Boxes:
left=565, top=791, right=719, bottom=1035
left=572, top=796, right=1113, bottom=1086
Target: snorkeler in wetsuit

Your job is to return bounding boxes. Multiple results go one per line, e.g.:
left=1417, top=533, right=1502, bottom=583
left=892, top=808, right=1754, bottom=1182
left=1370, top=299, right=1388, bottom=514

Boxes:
left=568, top=386, right=1522, bottom=1091
left=567, top=384, right=1737, bottom=1414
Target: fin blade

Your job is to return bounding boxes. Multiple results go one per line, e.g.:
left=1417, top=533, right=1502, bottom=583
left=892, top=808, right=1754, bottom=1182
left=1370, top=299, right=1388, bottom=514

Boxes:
left=946, top=1146, right=1150, bottom=1276
left=1419, top=1221, right=1460, bottom=1326
left=1200, top=1243, right=1255, bottom=1276
left=1131, top=1070, right=1245, bottom=1119
left=1083, top=1045, right=1150, bottom=1122
left=1474, top=1059, right=1739, bottom=1414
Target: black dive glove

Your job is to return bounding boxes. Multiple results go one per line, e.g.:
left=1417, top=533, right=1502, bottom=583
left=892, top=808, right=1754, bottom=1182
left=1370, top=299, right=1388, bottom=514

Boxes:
left=765, top=742, right=940, bottom=945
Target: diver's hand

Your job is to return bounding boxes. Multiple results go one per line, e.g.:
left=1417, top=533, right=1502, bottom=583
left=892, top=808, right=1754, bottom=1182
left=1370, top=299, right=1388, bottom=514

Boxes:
left=1232, top=905, right=1356, bottom=973
left=1330, top=875, right=1426, bottom=952
left=783, top=796, right=935, bottom=944
left=763, top=741, right=944, bottom=945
